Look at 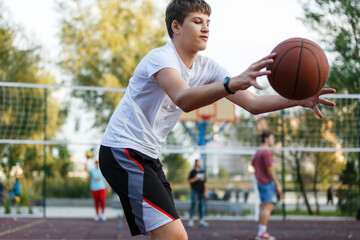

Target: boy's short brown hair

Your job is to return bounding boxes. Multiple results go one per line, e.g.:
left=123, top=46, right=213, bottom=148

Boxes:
left=165, top=0, right=211, bottom=39
left=261, top=131, right=273, bottom=143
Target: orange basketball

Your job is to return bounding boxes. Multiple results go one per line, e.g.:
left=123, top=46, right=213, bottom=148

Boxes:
left=266, top=38, right=329, bottom=100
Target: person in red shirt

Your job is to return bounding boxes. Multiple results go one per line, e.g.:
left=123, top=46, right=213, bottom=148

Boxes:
left=252, top=131, right=282, bottom=240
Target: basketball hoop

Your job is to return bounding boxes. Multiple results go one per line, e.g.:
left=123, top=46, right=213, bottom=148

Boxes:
left=179, top=98, right=236, bottom=123
left=196, top=103, right=217, bottom=122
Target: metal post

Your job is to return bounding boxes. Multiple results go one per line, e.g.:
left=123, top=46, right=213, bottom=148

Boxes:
left=357, top=101, right=360, bottom=207
left=197, top=121, right=207, bottom=216
left=42, top=88, right=47, bottom=218
left=281, top=110, right=286, bottom=220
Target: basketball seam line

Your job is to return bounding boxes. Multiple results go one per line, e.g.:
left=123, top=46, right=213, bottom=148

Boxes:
left=303, top=47, right=321, bottom=94
left=272, top=46, right=299, bottom=95
left=276, top=39, right=323, bottom=52
left=294, top=39, right=304, bottom=99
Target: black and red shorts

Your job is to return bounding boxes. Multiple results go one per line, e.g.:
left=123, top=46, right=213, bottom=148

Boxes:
left=99, top=145, right=179, bottom=236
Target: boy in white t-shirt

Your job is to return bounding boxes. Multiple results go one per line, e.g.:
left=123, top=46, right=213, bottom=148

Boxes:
left=99, top=0, right=335, bottom=239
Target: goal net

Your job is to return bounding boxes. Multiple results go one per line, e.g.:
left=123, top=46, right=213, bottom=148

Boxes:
left=1, top=82, right=359, bottom=152
left=1, top=81, right=359, bottom=218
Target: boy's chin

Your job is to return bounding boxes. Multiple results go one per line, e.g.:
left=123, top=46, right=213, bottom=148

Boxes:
left=198, top=45, right=207, bottom=51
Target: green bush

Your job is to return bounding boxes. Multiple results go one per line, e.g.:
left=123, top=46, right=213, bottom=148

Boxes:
left=337, top=188, right=359, bottom=216
left=4, top=198, right=11, bottom=214
left=172, top=188, right=190, bottom=200
left=46, top=177, right=91, bottom=198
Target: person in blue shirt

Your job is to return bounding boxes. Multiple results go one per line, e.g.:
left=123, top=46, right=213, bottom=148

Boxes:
left=88, top=160, right=107, bottom=221
left=10, top=178, right=21, bottom=202
left=10, top=178, right=21, bottom=216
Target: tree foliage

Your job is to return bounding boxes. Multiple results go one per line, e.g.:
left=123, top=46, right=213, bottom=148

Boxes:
left=56, top=0, right=166, bottom=128
left=162, top=132, right=191, bottom=184
left=300, top=0, right=360, bottom=215
left=162, top=153, right=190, bottom=184
left=0, top=4, right=70, bottom=185
left=338, top=158, right=359, bottom=215
left=300, top=0, right=360, bottom=93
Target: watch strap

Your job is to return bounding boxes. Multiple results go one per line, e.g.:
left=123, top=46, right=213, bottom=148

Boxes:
left=223, top=77, right=235, bottom=94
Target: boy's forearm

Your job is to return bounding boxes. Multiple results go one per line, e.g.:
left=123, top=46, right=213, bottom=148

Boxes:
left=156, top=68, right=229, bottom=112
left=251, top=95, right=299, bottom=114
left=227, top=91, right=299, bottom=115
left=175, top=81, right=228, bottom=112
left=188, top=177, right=199, bottom=183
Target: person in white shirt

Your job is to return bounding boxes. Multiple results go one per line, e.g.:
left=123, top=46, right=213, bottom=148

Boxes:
left=99, top=0, right=335, bottom=239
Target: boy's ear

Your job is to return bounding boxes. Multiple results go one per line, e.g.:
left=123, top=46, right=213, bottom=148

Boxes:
left=171, top=20, right=181, bottom=36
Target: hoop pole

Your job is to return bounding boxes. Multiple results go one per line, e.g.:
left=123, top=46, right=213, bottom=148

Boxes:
left=197, top=122, right=207, bottom=170
left=205, top=122, right=228, bottom=144
left=181, top=122, right=198, bottom=144
left=197, top=121, right=208, bottom=217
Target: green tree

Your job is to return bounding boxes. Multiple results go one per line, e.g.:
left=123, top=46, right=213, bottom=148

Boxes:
left=56, top=0, right=166, bottom=128
left=340, top=158, right=357, bottom=188
left=338, top=158, right=359, bottom=216
left=162, top=132, right=191, bottom=184
left=0, top=4, right=67, bottom=201
left=301, top=0, right=360, bottom=214
left=300, top=0, right=360, bottom=93
left=311, top=151, right=344, bottom=214
left=162, top=153, right=190, bottom=184
left=218, top=167, right=230, bottom=180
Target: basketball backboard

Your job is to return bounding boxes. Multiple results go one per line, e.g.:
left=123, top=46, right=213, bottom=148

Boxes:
left=179, top=98, right=236, bottom=122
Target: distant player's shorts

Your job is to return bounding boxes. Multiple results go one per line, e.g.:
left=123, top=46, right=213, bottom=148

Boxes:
left=258, top=181, right=277, bottom=203
left=99, top=145, right=179, bottom=236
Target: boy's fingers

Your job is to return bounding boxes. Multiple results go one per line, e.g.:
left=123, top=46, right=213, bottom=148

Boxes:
left=318, top=98, right=335, bottom=106
left=319, top=88, right=336, bottom=95
left=258, top=53, right=276, bottom=61
left=313, top=106, right=323, bottom=119
left=252, top=80, right=263, bottom=90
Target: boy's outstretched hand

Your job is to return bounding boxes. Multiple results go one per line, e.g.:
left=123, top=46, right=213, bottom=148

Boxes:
left=297, top=88, right=336, bottom=118
left=230, top=53, right=276, bottom=91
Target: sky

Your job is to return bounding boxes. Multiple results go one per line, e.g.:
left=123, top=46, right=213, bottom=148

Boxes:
left=3, top=0, right=321, bottom=82
left=2, top=0, right=323, bottom=161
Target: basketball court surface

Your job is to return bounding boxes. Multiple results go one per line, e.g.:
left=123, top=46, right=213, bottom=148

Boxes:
left=0, top=218, right=358, bottom=240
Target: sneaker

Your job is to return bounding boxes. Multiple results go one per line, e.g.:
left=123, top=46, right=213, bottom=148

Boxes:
left=199, top=221, right=209, bottom=227
left=100, top=214, right=107, bottom=221
left=255, top=232, right=276, bottom=240
left=187, top=220, right=194, bottom=227
left=94, top=215, right=100, bottom=221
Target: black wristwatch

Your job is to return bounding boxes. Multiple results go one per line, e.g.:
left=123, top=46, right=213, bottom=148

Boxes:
left=223, top=77, right=235, bottom=94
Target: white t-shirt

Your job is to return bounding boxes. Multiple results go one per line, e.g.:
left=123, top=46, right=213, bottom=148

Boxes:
left=101, top=42, right=230, bottom=158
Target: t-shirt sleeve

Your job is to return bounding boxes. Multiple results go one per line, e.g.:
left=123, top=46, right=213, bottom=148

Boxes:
left=88, top=169, right=94, bottom=178
left=202, top=170, right=207, bottom=183
left=188, top=170, right=195, bottom=179
left=145, top=48, right=181, bottom=78
left=205, top=57, right=231, bottom=84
